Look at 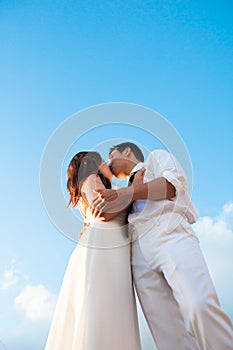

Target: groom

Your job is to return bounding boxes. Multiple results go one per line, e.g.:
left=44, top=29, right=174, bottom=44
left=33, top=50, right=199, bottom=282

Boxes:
left=91, top=142, right=233, bottom=350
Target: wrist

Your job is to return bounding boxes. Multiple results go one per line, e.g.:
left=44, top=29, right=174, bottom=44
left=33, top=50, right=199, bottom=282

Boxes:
left=124, top=186, right=134, bottom=202
left=132, top=183, right=148, bottom=200
left=117, top=187, right=134, bottom=202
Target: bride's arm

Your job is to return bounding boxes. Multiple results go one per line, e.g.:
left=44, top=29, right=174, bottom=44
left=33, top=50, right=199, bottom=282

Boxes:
left=89, top=169, right=145, bottom=220
left=81, top=174, right=122, bottom=221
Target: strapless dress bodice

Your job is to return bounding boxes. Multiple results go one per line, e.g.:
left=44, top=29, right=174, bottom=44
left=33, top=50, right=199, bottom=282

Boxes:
left=79, top=209, right=129, bottom=249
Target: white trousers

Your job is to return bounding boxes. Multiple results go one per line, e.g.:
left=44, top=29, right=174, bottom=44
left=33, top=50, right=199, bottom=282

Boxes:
left=132, top=217, right=233, bottom=350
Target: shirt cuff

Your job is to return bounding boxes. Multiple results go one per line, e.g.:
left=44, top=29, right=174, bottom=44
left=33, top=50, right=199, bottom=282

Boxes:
left=162, top=172, right=184, bottom=194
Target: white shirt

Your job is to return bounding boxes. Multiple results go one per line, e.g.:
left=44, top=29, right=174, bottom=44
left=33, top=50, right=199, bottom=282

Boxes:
left=128, top=149, right=198, bottom=232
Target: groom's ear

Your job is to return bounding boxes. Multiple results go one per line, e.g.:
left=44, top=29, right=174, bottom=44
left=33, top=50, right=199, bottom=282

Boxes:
left=123, top=147, right=131, bottom=157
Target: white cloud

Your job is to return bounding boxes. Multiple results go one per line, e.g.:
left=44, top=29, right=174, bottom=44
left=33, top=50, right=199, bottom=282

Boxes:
left=223, top=202, right=233, bottom=215
left=14, top=284, right=57, bottom=321
left=0, top=259, right=28, bottom=292
left=0, top=269, right=18, bottom=291
left=193, top=201, right=233, bottom=243
left=194, top=216, right=232, bottom=242
left=193, top=201, right=233, bottom=320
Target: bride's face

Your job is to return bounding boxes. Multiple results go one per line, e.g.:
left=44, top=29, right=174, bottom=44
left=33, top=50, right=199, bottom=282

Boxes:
left=98, top=159, right=113, bottom=181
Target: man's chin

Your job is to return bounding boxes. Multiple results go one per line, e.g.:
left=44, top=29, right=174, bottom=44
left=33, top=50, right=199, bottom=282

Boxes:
left=115, top=173, right=127, bottom=179
left=110, top=168, right=126, bottom=179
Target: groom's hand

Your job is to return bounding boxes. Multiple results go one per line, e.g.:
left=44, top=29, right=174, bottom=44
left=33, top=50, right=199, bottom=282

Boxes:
left=90, top=188, right=133, bottom=219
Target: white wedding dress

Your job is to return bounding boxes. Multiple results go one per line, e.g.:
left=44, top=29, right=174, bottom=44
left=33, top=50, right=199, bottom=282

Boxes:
left=45, top=177, right=141, bottom=350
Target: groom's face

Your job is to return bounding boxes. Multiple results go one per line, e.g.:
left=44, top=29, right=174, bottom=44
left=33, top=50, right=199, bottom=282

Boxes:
left=108, top=149, right=129, bottom=178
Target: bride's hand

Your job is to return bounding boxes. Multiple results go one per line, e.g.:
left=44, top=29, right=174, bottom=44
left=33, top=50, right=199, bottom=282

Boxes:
left=90, top=188, right=133, bottom=219
left=132, top=168, right=145, bottom=185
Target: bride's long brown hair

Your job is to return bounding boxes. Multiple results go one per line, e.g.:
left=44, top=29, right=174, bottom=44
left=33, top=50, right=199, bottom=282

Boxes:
left=67, top=151, right=111, bottom=208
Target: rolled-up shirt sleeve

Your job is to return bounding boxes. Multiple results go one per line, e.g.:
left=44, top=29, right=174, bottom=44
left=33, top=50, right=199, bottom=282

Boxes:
left=149, top=150, right=188, bottom=195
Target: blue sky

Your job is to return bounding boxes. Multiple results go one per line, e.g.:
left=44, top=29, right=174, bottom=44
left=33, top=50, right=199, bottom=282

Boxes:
left=0, top=1, right=232, bottom=349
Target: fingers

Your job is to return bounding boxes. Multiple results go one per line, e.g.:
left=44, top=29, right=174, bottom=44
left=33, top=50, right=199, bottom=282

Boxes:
left=91, top=189, right=105, bottom=215
left=93, top=188, right=104, bottom=194
left=91, top=192, right=106, bottom=217
left=92, top=206, right=100, bottom=218
left=95, top=209, right=104, bottom=220
left=133, top=168, right=145, bottom=184
left=92, top=204, right=107, bottom=219
left=91, top=192, right=102, bottom=207
left=90, top=189, right=117, bottom=218
left=138, top=167, right=145, bottom=175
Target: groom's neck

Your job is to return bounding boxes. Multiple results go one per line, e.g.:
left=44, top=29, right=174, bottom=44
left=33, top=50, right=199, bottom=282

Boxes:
left=127, top=160, right=140, bottom=175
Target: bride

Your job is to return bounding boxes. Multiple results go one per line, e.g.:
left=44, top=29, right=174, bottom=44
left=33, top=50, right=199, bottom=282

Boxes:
left=45, top=151, right=142, bottom=350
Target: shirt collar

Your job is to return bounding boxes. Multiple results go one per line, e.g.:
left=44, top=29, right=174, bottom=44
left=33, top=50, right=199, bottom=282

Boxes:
left=130, top=162, right=145, bottom=175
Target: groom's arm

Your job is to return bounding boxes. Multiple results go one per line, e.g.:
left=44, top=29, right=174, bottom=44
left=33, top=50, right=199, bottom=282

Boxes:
left=132, top=177, right=175, bottom=200
left=90, top=177, right=175, bottom=218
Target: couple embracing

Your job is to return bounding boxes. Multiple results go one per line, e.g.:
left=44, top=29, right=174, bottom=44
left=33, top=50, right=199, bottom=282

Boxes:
left=45, top=142, right=233, bottom=350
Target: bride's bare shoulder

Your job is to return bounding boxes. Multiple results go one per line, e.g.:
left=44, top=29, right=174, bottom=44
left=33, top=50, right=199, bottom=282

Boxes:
left=81, top=174, right=106, bottom=206
left=81, top=174, right=105, bottom=192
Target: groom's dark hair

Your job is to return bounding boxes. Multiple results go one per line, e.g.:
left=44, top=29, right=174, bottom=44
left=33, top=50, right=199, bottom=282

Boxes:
left=109, top=142, right=144, bottom=162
